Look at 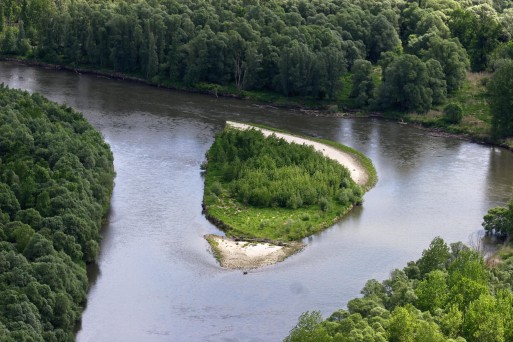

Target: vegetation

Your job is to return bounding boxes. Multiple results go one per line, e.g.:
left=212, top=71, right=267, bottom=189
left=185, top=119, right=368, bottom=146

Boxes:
left=203, top=126, right=373, bottom=241
left=1, top=0, right=513, bottom=139
left=483, top=195, right=513, bottom=238
left=285, top=236, right=513, bottom=341
left=487, top=61, right=513, bottom=139
left=0, top=85, right=115, bottom=340
left=443, top=103, right=464, bottom=124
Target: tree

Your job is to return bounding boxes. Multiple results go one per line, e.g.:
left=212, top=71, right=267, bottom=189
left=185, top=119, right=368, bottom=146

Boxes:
left=319, top=45, right=347, bottom=100
left=482, top=197, right=513, bottom=236
left=423, top=36, right=469, bottom=92
left=350, top=59, right=375, bottom=107
left=284, top=311, right=332, bottom=342
left=426, top=59, right=447, bottom=105
left=415, top=270, right=448, bottom=312
left=369, top=14, right=401, bottom=63
left=378, top=54, right=433, bottom=113
left=417, top=237, right=450, bottom=277
left=443, top=103, right=463, bottom=124
left=463, top=294, right=505, bottom=342
left=487, top=61, right=513, bottom=139
left=449, top=9, right=504, bottom=71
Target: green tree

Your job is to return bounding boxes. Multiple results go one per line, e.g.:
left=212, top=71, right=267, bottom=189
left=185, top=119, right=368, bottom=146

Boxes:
left=426, top=59, right=447, bottom=105
left=463, top=294, right=505, bottom=342
left=369, top=14, right=401, bottom=63
left=379, top=54, right=433, bottom=113
left=443, top=103, right=464, bottom=124
left=350, top=59, right=375, bottom=107
left=487, top=61, right=513, bottom=139
left=284, top=311, right=332, bottom=342
left=417, top=237, right=450, bottom=277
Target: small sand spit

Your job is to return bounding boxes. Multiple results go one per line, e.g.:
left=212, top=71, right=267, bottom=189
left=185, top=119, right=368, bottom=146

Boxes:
left=205, top=234, right=303, bottom=270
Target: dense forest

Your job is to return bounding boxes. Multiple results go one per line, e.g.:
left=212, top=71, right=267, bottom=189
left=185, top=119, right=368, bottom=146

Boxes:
left=1, top=0, right=513, bottom=139
left=0, top=85, right=115, bottom=340
left=203, top=127, right=372, bottom=241
left=285, top=235, right=513, bottom=341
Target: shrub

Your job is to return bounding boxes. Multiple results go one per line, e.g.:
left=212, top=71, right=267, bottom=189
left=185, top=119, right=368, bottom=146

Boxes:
left=443, top=103, right=464, bottom=124
left=210, top=181, right=223, bottom=196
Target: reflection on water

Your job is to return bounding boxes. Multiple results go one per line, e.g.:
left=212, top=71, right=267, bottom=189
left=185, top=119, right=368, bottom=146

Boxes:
left=1, top=61, right=513, bottom=341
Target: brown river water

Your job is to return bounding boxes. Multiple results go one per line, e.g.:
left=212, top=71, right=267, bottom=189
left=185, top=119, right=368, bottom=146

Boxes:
left=1, top=61, right=512, bottom=341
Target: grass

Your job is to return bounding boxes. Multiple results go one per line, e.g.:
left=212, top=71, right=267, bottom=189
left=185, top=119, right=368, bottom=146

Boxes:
left=203, top=124, right=377, bottom=242
left=204, top=234, right=223, bottom=263
left=204, top=189, right=353, bottom=241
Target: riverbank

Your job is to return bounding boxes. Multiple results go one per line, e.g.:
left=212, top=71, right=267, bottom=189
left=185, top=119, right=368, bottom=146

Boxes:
left=2, top=57, right=511, bottom=152
left=205, top=121, right=374, bottom=269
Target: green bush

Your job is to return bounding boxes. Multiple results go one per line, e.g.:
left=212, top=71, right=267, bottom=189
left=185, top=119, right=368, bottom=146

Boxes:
left=443, top=103, right=464, bottom=124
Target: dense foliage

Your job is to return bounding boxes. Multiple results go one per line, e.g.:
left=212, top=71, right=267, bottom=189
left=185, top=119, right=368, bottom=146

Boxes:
left=483, top=196, right=513, bottom=238
left=487, top=61, right=513, bottom=139
left=0, top=0, right=504, bottom=109
left=1, top=0, right=513, bottom=136
left=285, top=236, right=513, bottom=341
left=0, top=85, right=114, bottom=340
left=203, top=127, right=368, bottom=241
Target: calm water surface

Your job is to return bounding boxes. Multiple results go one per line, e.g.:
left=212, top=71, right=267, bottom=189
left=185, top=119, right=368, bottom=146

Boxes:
left=1, top=61, right=513, bottom=341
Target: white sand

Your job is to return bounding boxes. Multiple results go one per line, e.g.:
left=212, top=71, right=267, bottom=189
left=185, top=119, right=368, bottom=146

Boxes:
left=226, top=121, right=368, bottom=186
left=206, top=121, right=370, bottom=269
left=206, top=235, right=299, bottom=269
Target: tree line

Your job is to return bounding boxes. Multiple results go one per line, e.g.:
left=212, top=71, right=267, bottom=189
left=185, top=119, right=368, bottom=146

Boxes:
left=285, top=236, right=513, bottom=341
left=1, top=0, right=513, bottom=124
left=0, top=85, right=115, bottom=340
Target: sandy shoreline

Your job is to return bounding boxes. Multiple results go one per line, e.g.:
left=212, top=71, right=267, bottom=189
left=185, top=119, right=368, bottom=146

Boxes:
left=206, top=121, right=370, bottom=270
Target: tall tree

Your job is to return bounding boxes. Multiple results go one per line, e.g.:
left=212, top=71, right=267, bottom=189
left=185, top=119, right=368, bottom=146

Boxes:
left=487, top=60, right=513, bottom=139
left=378, top=54, right=433, bottom=113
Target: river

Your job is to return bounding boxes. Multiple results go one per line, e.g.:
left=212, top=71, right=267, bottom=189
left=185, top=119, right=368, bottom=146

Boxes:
left=1, top=61, right=512, bottom=341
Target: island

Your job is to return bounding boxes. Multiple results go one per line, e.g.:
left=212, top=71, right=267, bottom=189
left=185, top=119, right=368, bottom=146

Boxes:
left=203, top=121, right=376, bottom=269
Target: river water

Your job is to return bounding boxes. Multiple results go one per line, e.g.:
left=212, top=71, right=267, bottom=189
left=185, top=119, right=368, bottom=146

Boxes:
left=1, top=61, right=512, bottom=341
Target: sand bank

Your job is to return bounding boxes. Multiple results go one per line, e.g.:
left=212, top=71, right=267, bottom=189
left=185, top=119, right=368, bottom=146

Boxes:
left=205, top=234, right=303, bottom=270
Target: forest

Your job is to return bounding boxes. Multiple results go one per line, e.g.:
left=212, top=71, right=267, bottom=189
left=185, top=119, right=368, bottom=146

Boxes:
left=285, top=234, right=513, bottom=341
left=0, top=85, right=115, bottom=340
left=203, top=127, right=370, bottom=241
left=284, top=198, right=513, bottom=341
left=0, top=0, right=513, bottom=139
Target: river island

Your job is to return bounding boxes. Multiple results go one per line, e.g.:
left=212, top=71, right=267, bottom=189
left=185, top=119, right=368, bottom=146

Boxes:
left=203, top=121, right=376, bottom=269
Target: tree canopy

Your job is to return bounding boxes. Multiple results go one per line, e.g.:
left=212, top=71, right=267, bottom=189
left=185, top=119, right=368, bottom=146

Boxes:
left=7, top=0, right=513, bottom=114
left=285, top=236, right=513, bottom=342
left=487, top=60, right=513, bottom=139
left=0, top=85, right=114, bottom=340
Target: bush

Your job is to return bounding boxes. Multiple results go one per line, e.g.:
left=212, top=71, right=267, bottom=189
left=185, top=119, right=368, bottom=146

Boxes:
left=210, top=181, right=223, bottom=196
left=443, top=103, right=463, bottom=124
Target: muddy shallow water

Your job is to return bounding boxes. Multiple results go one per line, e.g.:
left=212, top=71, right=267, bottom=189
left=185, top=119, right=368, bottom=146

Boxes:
left=1, top=61, right=513, bottom=341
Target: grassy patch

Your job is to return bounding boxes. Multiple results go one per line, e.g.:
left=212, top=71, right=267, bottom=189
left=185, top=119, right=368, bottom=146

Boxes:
left=204, top=191, right=353, bottom=241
